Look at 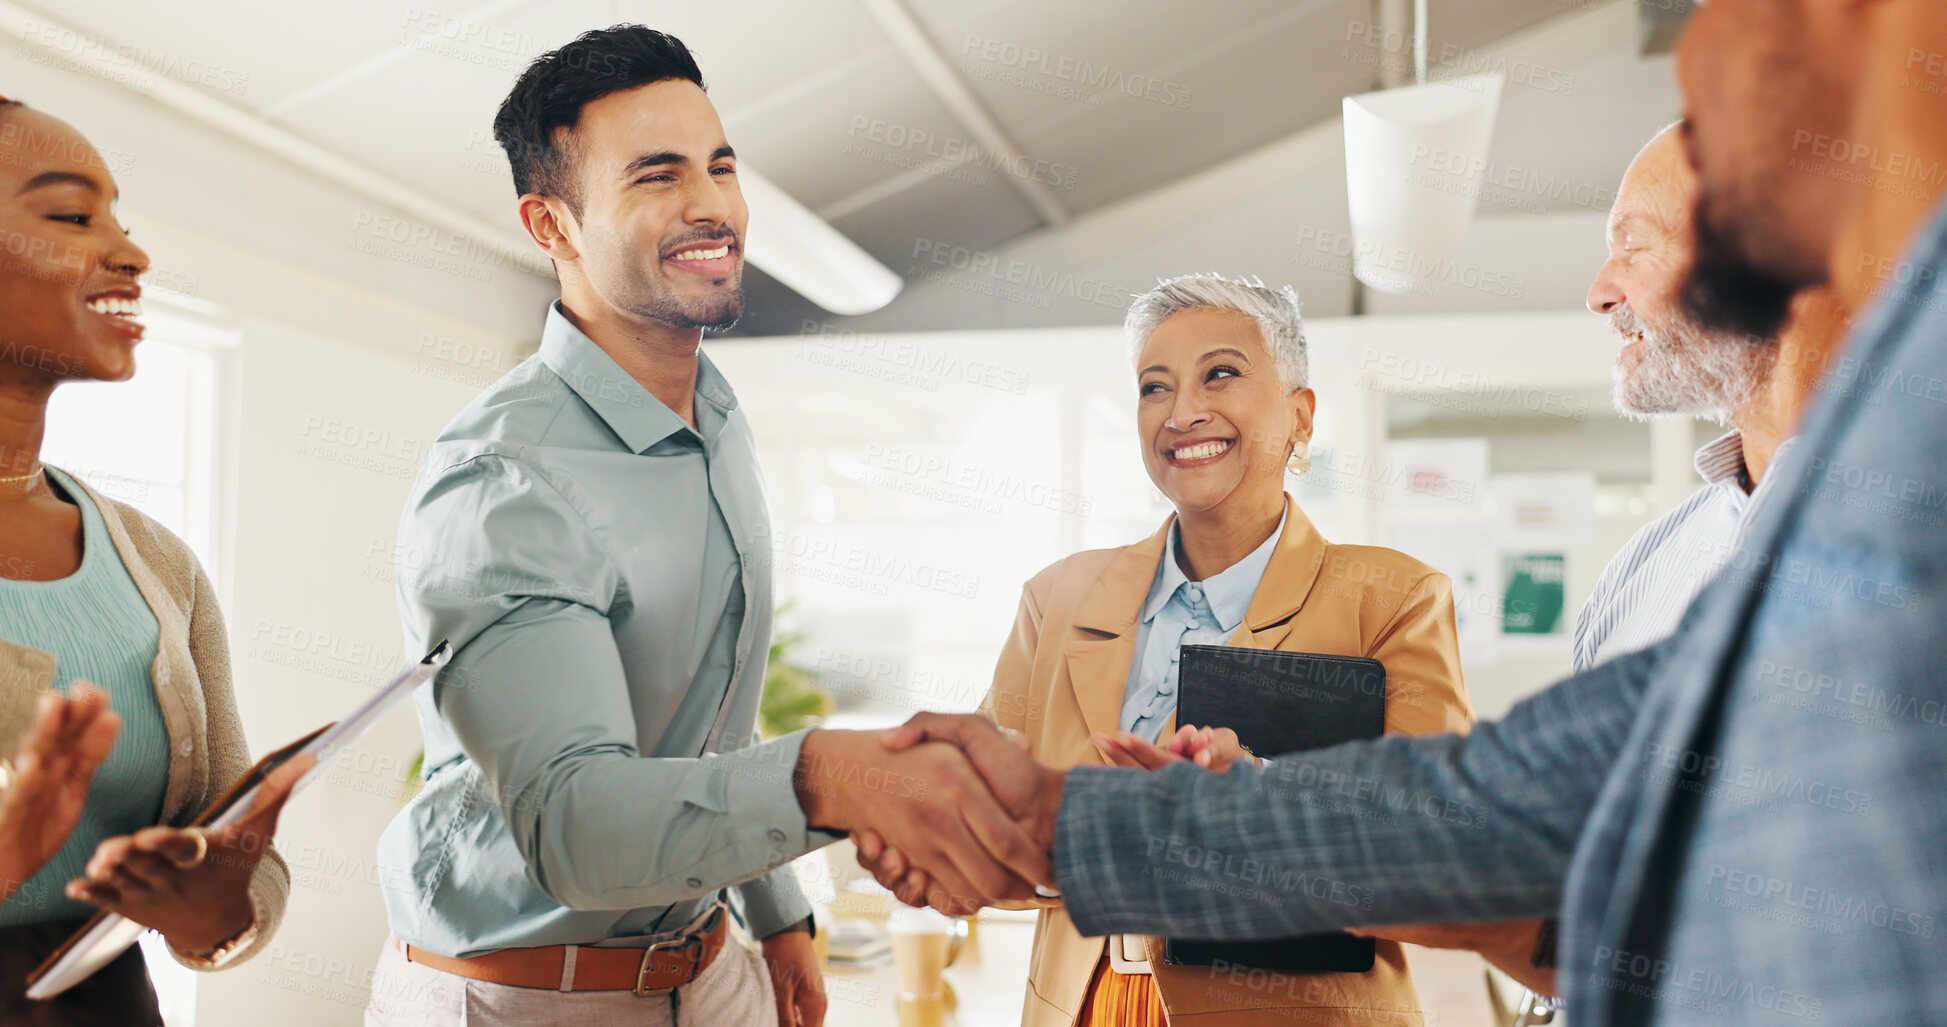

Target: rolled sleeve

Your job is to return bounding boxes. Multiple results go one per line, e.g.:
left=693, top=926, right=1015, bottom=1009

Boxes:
left=736, top=865, right=813, bottom=939
left=730, top=725, right=830, bottom=938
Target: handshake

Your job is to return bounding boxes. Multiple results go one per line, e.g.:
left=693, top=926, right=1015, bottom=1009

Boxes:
left=790, top=713, right=1250, bottom=916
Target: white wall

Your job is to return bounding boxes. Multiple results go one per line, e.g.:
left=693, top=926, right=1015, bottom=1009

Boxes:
left=712, top=309, right=1676, bottom=735
left=199, top=318, right=479, bottom=1026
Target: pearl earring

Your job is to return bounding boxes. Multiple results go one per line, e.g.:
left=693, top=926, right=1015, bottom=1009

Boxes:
left=1287, top=442, right=1311, bottom=476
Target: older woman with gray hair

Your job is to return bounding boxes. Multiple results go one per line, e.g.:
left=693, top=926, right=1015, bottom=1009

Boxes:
left=855, top=272, right=1475, bottom=1026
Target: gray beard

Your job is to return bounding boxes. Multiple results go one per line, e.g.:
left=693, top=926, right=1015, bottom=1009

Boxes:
left=1611, top=306, right=1776, bottom=423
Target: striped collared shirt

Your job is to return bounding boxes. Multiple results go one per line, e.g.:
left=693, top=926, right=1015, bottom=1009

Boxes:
left=1572, top=430, right=1797, bottom=671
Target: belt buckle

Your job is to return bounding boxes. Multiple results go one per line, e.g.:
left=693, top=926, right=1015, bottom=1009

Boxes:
left=633, top=932, right=702, bottom=997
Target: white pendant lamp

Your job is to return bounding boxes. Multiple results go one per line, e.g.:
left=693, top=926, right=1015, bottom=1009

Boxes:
left=1342, top=73, right=1504, bottom=295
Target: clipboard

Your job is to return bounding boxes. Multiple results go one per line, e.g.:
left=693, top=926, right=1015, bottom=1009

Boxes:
left=24, top=640, right=451, bottom=999
left=1161, top=644, right=1387, bottom=974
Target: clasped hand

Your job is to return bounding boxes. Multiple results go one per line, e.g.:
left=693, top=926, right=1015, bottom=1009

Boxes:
left=795, top=715, right=1065, bottom=915
left=1091, top=724, right=1257, bottom=773
left=823, top=716, right=1245, bottom=916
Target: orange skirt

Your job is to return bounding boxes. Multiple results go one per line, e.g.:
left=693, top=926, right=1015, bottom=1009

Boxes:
left=1077, top=957, right=1168, bottom=1026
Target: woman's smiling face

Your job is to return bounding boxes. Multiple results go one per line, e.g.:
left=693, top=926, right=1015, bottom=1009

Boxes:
left=1135, top=307, right=1312, bottom=518
left=0, top=106, right=149, bottom=386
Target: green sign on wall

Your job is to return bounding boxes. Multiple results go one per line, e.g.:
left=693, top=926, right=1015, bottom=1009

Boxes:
left=1502, top=553, right=1566, bottom=635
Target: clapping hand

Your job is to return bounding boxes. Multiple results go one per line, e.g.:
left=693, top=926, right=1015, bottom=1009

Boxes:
left=1092, top=724, right=1258, bottom=773
left=846, top=713, right=1064, bottom=914
left=0, top=683, right=120, bottom=901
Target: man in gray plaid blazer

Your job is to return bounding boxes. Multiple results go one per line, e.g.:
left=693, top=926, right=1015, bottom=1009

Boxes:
left=881, top=3, right=1947, bottom=1024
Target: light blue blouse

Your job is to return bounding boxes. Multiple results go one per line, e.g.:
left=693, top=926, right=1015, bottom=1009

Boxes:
left=1120, top=506, right=1288, bottom=741
left=0, top=466, right=168, bottom=925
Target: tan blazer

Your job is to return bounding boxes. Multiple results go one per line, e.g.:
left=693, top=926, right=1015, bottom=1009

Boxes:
left=0, top=470, right=287, bottom=969
left=981, top=497, right=1472, bottom=1027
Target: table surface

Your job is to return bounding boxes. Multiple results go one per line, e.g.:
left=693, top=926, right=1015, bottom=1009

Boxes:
left=801, top=841, right=1510, bottom=1027
left=820, top=914, right=1038, bottom=1027
left=813, top=917, right=1519, bottom=1027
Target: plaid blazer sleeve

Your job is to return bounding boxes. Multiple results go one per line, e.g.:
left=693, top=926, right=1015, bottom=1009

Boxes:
left=1051, top=634, right=1665, bottom=939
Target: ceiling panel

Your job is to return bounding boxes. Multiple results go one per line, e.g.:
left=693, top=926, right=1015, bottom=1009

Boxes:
left=19, top=0, right=1658, bottom=337
left=267, top=0, right=613, bottom=224
left=661, top=0, right=895, bottom=117
left=713, top=50, right=979, bottom=212
left=897, top=0, right=1371, bottom=216
left=909, top=0, right=1308, bottom=131
left=1426, top=0, right=1580, bottom=53
left=43, top=0, right=423, bottom=112
left=1006, top=0, right=1375, bottom=214
left=1479, top=50, right=1680, bottom=218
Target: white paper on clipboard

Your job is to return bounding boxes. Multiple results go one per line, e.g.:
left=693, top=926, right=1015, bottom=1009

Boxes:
left=25, top=641, right=451, bottom=1000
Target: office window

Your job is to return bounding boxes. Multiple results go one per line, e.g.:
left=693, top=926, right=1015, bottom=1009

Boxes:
left=39, top=297, right=233, bottom=1027
left=42, top=302, right=229, bottom=578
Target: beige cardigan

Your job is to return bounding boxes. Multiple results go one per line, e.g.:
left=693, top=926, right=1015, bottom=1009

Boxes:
left=0, top=470, right=287, bottom=969
left=983, top=499, right=1474, bottom=1027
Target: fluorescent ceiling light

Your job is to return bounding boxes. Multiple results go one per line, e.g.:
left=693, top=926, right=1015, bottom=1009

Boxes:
left=740, top=168, right=903, bottom=316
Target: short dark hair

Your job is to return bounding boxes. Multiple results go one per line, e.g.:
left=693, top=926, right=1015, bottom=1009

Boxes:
left=491, top=25, right=705, bottom=213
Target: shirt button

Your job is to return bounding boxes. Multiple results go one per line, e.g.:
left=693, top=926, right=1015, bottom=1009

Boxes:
left=1186, top=620, right=1202, bottom=630
left=686, top=877, right=704, bottom=889
left=1169, top=650, right=1180, bottom=663
left=768, top=829, right=787, bottom=844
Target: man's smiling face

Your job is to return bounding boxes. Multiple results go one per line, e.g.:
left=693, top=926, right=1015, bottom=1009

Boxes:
left=559, top=79, right=747, bottom=331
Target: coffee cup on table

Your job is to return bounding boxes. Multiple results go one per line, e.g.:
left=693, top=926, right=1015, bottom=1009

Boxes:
left=889, top=907, right=960, bottom=999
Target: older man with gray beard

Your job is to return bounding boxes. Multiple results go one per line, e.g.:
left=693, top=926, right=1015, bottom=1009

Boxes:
left=1575, top=124, right=1848, bottom=670
left=1339, top=124, right=1851, bottom=1004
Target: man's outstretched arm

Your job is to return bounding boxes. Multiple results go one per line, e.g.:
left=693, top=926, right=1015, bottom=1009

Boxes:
left=437, top=606, right=1048, bottom=911
left=407, top=454, right=1050, bottom=914
left=886, top=636, right=1660, bottom=938
left=1047, top=640, right=1661, bottom=939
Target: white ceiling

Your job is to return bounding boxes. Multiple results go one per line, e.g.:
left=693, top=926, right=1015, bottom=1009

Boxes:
left=29, top=0, right=1678, bottom=337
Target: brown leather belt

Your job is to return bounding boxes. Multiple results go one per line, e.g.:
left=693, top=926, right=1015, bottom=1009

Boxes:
left=395, top=909, right=727, bottom=994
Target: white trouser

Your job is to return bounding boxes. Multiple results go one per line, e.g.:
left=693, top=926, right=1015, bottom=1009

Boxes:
left=363, top=935, right=775, bottom=1027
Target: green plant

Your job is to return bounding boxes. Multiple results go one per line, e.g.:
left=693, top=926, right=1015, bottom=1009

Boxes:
left=760, top=604, right=833, bottom=738
left=400, top=748, right=425, bottom=804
